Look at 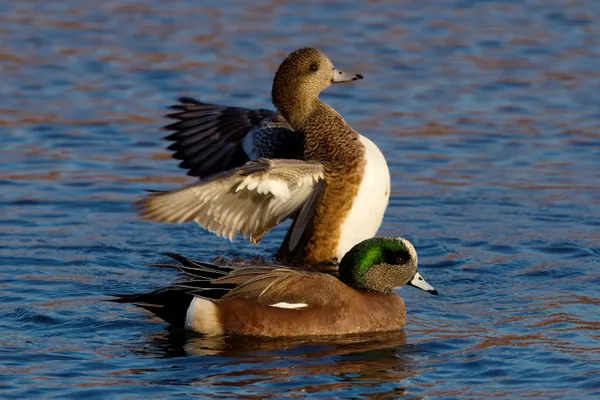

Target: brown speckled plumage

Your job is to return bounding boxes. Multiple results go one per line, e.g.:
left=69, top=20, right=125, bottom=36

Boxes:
left=278, top=102, right=366, bottom=264
left=140, top=47, right=378, bottom=265
left=361, top=263, right=415, bottom=294
left=269, top=48, right=368, bottom=264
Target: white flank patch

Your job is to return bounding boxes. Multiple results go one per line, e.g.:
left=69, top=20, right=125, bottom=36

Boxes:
left=335, top=135, right=391, bottom=259
left=185, top=297, right=224, bottom=336
left=269, top=302, right=308, bottom=309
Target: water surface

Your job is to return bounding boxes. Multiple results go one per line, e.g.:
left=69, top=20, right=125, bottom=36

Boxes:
left=1, top=0, right=599, bottom=398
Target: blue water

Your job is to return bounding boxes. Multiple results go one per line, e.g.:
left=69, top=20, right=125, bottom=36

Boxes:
left=1, top=0, right=599, bottom=398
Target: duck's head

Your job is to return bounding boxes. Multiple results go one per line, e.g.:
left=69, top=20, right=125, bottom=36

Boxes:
left=338, top=237, right=438, bottom=295
left=271, top=47, right=363, bottom=123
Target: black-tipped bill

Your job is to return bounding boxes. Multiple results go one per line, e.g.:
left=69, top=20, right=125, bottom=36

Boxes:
left=332, top=68, right=364, bottom=83
left=409, top=272, right=438, bottom=295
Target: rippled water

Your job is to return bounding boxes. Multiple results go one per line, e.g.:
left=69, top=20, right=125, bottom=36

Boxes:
left=1, top=0, right=599, bottom=398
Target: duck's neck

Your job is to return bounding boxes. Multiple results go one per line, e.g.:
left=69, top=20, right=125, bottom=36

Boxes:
left=273, top=87, right=358, bottom=164
left=301, top=102, right=359, bottom=165
left=272, top=82, right=321, bottom=129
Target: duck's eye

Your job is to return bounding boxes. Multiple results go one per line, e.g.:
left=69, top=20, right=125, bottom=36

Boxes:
left=309, top=63, right=318, bottom=72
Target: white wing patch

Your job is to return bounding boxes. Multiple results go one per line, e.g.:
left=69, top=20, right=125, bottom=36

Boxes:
left=236, top=177, right=290, bottom=199
left=269, top=302, right=308, bottom=309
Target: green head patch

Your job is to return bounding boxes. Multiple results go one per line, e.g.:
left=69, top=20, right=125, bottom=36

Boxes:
left=339, top=237, right=414, bottom=288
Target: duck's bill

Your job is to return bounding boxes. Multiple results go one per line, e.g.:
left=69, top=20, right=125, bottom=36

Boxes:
left=408, top=272, right=438, bottom=295
left=332, top=69, right=364, bottom=83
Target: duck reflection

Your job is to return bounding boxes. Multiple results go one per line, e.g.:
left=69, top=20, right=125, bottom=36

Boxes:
left=130, top=328, right=420, bottom=396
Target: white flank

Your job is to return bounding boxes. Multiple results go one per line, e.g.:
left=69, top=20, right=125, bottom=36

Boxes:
left=269, top=302, right=308, bottom=309
left=335, top=135, right=391, bottom=259
left=185, top=297, right=224, bottom=336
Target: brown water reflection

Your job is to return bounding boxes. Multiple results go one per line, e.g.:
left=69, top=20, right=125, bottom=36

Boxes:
left=130, top=329, right=416, bottom=397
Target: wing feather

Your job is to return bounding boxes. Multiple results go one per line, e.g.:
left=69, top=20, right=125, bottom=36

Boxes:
left=220, top=269, right=345, bottom=307
left=136, top=159, right=325, bottom=243
left=164, top=98, right=301, bottom=178
left=144, top=254, right=346, bottom=307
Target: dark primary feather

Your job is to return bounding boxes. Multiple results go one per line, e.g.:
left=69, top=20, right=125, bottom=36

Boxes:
left=164, top=97, right=303, bottom=178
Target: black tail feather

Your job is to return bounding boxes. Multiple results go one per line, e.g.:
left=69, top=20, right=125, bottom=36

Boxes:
left=148, top=263, right=180, bottom=270
left=108, top=288, right=193, bottom=328
left=163, top=253, right=232, bottom=281
left=108, top=252, right=240, bottom=327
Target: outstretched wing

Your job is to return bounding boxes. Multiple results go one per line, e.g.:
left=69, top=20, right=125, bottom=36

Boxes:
left=164, top=97, right=301, bottom=177
left=136, top=158, right=326, bottom=243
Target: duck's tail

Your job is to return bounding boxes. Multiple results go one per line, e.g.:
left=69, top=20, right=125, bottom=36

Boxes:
left=108, top=288, right=194, bottom=328
left=107, top=253, right=235, bottom=327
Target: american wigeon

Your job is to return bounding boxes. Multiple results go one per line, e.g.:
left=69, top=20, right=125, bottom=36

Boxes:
left=110, top=237, right=437, bottom=337
left=136, top=48, right=391, bottom=265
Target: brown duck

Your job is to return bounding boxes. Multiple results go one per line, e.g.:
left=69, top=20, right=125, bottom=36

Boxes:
left=109, top=237, right=438, bottom=337
left=137, top=48, right=391, bottom=265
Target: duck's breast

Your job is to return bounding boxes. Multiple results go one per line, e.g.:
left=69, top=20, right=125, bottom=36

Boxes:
left=335, top=134, right=391, bottom=260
